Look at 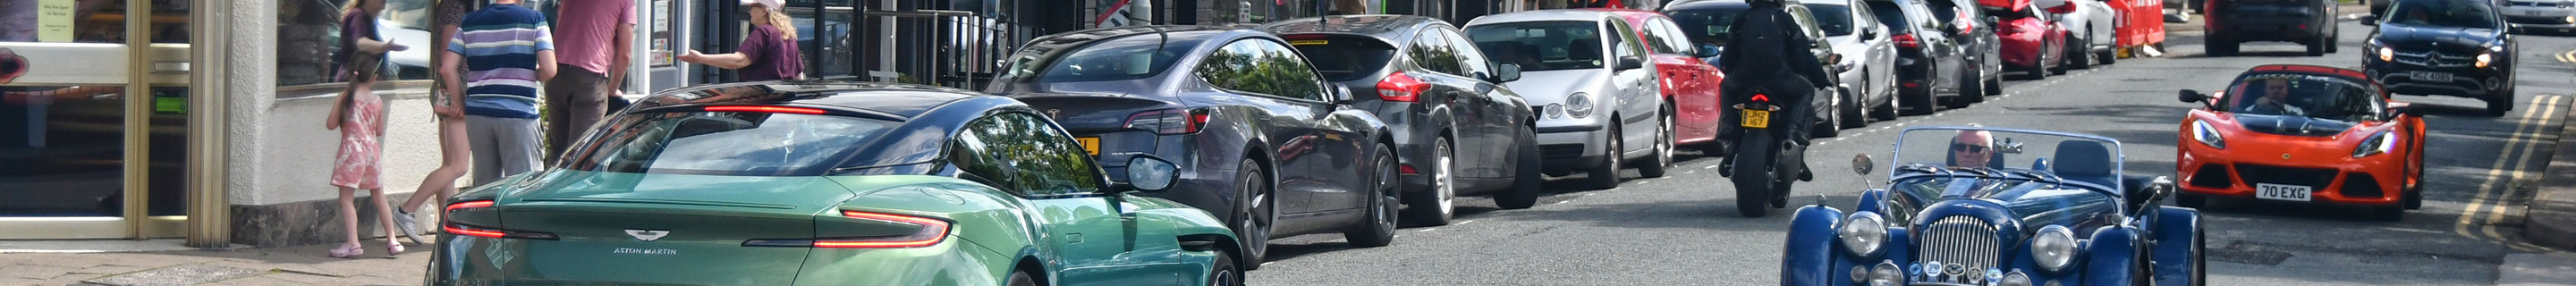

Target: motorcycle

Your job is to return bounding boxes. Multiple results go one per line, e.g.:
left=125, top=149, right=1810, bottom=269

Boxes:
left=1722, top=90, right=1809, bottom=217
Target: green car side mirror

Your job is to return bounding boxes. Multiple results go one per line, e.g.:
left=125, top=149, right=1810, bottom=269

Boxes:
left=1121, top=155, right=1181, bottom=192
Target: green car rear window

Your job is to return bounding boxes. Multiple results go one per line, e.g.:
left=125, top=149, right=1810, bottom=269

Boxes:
left=568, top=111, right=894, bottom=176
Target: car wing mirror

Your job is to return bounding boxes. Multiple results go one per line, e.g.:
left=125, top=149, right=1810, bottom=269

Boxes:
left=1113, top=154, right=1181, bottom=193
left=1494, top=63, right=1524, bottom=83
left=1325, top=83, right=1356, bottom=105
left=2130, top=176, right=2177, bottom=213
left=1694, top=43, right=1723, bottom=58
left=1616, top=55, right=1646, bottom=71
left=2178, top=89, right=2206, bottom=104
left=1852, top=154, right=1876, bottom=176
left=2360, top=14, right=2378, bottom=22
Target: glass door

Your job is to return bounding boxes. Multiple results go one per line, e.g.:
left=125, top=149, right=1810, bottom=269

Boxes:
left=0, top=0, right=192, bottom=240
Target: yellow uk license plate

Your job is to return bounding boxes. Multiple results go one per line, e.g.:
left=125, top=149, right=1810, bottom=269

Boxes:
left=1077, top=137, right=1100, bottom=155
left=1740, top=109, right=1770, bottom=129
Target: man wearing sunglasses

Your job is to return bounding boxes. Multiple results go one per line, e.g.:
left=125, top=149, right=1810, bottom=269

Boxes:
left=1951, top=129, right=1995, bottom=168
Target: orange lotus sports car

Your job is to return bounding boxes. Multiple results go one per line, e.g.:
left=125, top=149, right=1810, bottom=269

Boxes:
left=2174, top=64, right=2426, bottom=221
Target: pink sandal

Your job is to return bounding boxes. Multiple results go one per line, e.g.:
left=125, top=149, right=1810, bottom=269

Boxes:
left=328, top=244, right=364, bottom=258
left=385, top=242, right=404, bottom=258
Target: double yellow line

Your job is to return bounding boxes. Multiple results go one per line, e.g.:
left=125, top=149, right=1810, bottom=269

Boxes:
left=2456, top=95, right=2566, bottom=251
left=2560, top=50, right=2576, bottom=63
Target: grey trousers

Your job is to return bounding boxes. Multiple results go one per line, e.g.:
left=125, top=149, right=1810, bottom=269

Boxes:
left=466, top=115, right=541, bottom=185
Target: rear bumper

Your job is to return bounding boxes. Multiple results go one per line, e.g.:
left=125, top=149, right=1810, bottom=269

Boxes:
left=2504, top=9, right=2576, bottom=29
left=2208, top=5, right=2328, bottom=41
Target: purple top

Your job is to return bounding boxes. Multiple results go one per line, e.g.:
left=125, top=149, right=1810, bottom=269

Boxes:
left=737, top=25, right=802, bottom=81
left=339, top=10, right=383, bottom=82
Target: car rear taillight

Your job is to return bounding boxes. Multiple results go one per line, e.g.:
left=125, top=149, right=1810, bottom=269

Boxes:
left=439, top=200, right=558, bottom=240
left=1125, top=108, right=1211, bottom=135
left=1893, top=34, right=1920, bottom=48
left=704, top=105, right=826, bottom=114
left=744, top=211, right=952, bottom=248
left=1377, top=72, right=1430, bottom=102
left=815, top=211, right=950, bottom=248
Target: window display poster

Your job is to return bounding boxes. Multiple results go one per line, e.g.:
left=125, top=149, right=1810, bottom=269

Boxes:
left=650, top=0, right=674, bottom=66
left=37, top=0, right=72, bottom=42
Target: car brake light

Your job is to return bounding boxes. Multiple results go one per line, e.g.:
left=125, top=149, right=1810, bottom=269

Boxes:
left=704, top=105, right=826, bottom=114
left=439, top=200, right=558, bottom=240
left=1893, top=34, right=1920, bottom=48
left=1377, top=72, right=1430, bottom=102
left=1399, top=164, right=1418, bottom=174
left=812, top=211, right=951, bottom=248
left=1125, top=108, right=1211, bottom=135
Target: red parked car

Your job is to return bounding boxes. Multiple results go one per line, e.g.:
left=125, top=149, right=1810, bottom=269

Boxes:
left=1981, top=0, right=2067, bottom=80
left=1586, top=8, right=1730, bottom=153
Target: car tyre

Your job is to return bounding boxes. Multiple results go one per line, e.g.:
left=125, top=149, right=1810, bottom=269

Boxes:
left=1209, top=250, right=1243, bottom=286
left=2207, top=34, right=2240, bottom=56
left=1840, top=87, right=1868, bottom=128
left=1346, top=144, right=1400, bottom=247
left=1902, top=78, right=1937, bottom=115
left=1232, top=159, right=1273, bottom=269
left=2485, top=89, right=2514, bottom=117
left=2068, top=33, right=2094, bottom=69
left=1404, top=138, right=1457, bottom=226
left=1496, top=134, right=1545, bottom=209
left=1984, top=72, right=2003, bottom=96
left=2025, top=53, right=2051, bottom=80
left=1814, top=92, right=1844, bottom=139
left=1008, top=270, right=1038, bottom=286
left=2097, top=47, right=2118, bottom=64
left=1870, top=87, right=1900, bottom=120
left=2305, top=35, right=2327, bottom=56
left=1587, top=119, right=1626, bottom=189
left=2191, top=224, right=2207, bottom=286
left=1640, top=106, right=1675, bottom=178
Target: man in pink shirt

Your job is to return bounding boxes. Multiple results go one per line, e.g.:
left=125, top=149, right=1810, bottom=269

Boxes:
left=543, top=0, right=634, bottom=162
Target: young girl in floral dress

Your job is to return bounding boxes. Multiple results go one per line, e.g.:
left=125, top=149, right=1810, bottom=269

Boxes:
left=326, top=0, right=409, bottom=258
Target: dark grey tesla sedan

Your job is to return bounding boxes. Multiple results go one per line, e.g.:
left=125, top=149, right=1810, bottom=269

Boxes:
left=984, top=25, right=1402, bottom=268
left=1260, top=15, right=1546, bottom=227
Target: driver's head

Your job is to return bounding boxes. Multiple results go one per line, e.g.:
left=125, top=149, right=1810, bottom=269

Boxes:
left=1951, top=129, right=1994, bottom=168
left=2262, top=78, right=2291, bottom=102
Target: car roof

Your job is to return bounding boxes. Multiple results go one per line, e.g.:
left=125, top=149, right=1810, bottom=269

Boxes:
left=1466, top=10, right=1620, bottom=26
left=1667, top=0, right=1788, bottom=10
left=634, top=80, right=992, bottom=120
left=1262, top=14, right=1448, bottom=42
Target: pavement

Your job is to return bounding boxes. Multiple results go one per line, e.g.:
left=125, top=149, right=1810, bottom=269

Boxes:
left=2, top=238, right=428, bottom=285
left=2524, top=41, right=2576, bottom=262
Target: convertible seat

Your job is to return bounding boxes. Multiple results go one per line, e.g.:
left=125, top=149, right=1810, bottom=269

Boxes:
left=2052, top=140, right=2118, bottom=189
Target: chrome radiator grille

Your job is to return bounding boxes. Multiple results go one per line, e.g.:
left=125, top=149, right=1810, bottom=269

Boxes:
left=1915, top=214, right=2001, bottom=283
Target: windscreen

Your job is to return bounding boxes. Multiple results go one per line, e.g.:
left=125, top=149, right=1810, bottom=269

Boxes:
left=994, top=34, right=1201, bottom=83
left=1284, top=35, right=1400, bottom=81
left=2223, top=72, right=2384, bottom=122
left=1927, top=0, right=1962, bottom=22
left=1467, top=21, right=1608, bottom=72
left=1893, top=127, right=2124, bottom=189
left=567, top=110, right=894, bottom=176
left=1867, top=2, right=1911, bottom=33
left=2385, top=0, right=2500, bottom=29
left=1670, top=8, right=1750, bottom=45
left=1812, top=4, right=1858, bottom=36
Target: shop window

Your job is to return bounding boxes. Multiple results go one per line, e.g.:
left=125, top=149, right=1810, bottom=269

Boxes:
left=276, top=0, right=440, bottom=88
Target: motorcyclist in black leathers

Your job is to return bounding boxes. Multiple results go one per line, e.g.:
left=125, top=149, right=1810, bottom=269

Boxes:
left=1717, top=0, right=1835, bottom=181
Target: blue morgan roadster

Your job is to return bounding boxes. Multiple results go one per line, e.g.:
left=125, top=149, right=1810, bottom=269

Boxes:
left=1782, top=127, right=2205, bottom=286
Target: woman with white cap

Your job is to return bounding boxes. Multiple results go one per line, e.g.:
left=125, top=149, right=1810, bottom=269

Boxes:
left=677, top=0, right=803, bottom=81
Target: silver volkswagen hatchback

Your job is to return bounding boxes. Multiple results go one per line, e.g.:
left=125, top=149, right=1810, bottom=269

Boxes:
left=1465, top=10, right=1668, bottom=189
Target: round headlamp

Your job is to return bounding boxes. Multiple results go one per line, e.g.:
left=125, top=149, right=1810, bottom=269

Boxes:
left=2032, top=225, right=2080, bottom=272
left=1868, top=261, right=1902, bottom=286
left=1998, top=271, right=2033, bottom=286
left=1838, top=212, right=1889, bottom=257
left=1564, top=92, right=1596, bottom=119
left=1543, top=103, right=1566, bottom=119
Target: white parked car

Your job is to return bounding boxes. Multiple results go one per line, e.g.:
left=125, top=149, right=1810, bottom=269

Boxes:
left=1807, top=0, right=1901, bottom=127
left=2502, top=0, right=2576, bottom=34
left=2039, top=0, right=2118, bottom=68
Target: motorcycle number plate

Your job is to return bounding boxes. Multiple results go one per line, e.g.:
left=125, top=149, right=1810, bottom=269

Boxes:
left=2255, top=183, right=2313, bottom=202
left=1741, top=109, right=1771, bottom=129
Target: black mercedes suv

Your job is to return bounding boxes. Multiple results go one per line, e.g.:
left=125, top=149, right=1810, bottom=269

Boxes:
left=2206, top=0, right=2341, bottom=56
left=2364, top=0, right=2518, bottom=115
